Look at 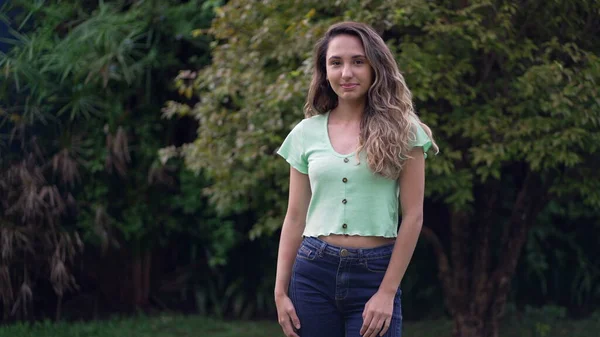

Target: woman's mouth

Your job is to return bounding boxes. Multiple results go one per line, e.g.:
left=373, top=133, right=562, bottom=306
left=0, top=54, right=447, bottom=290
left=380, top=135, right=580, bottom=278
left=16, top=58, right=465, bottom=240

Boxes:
left=340, top=83, right=358, bottom=89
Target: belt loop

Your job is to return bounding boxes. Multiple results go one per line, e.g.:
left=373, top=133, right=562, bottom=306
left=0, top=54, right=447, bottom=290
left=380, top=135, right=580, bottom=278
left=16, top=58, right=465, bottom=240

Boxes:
left=317, top=240, right=327, bottom=257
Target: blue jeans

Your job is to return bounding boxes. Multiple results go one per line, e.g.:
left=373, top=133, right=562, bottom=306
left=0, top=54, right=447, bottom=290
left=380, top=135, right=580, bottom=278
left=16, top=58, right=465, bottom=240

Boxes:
left=290, top=237, right=403, bottom=337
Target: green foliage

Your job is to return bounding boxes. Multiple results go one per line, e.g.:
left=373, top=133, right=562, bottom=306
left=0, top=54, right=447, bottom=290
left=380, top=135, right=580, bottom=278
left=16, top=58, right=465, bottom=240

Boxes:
left=163, top=0, right=600, bottom=326
left=0, top=314, right=284, bottom=337
left=2, top=0, right=598, bottom=324
left=1, top=313, right=600, bottom=337
left=515, top=201, right=600, bottom=311
left=15, top=0, right=224, bottom=245
left=0, top=0, right=228, bottom=319
left=162, top=0, right=335, bottom=237
left=166, top=0, right=600, bottom=237
left=523, top=305, right=567, bottom=337
left=502, top=304, right=597, bottom=337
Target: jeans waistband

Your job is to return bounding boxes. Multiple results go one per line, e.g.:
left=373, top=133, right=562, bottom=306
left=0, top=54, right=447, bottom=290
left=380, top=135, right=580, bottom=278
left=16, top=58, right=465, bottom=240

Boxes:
left=302, top=236, right=395, bottom=259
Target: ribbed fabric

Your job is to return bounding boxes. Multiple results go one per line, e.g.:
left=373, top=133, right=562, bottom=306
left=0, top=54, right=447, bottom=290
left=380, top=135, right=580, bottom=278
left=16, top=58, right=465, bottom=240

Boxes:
left=277, top=112, right=432, bottom=238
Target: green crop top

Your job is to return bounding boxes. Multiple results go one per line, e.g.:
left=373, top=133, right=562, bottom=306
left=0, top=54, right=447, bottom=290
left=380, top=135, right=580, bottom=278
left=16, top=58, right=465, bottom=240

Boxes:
left=277, top=111, right=433, bottom=238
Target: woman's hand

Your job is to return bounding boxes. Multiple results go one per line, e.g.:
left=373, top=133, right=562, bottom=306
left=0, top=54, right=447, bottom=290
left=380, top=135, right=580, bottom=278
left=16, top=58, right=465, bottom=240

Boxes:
left=360, top=290, right=395, bottom=337
left=275, top=293, right=301, bottom=337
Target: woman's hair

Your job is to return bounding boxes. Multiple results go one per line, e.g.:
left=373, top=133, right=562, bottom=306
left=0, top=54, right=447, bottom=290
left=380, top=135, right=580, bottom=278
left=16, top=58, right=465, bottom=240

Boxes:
left=305, top=21, right=439, bottom=180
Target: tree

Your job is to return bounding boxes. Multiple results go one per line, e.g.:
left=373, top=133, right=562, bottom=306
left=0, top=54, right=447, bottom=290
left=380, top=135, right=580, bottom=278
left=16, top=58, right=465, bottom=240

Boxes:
left=165, top=0, right=600, bottom=336
left=0, top=0, right=223, bottom=320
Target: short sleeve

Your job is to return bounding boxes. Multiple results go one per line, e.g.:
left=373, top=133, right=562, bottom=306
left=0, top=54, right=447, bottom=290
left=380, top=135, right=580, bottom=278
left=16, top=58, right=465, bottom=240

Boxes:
left=277, top=120, right=308, bottom=174
left=409, top=117, right=433, bottom=158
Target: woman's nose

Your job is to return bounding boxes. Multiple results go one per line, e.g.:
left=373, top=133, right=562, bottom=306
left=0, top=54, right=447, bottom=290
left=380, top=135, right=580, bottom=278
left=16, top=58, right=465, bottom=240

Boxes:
left=341, top=65, right=352, bottom=79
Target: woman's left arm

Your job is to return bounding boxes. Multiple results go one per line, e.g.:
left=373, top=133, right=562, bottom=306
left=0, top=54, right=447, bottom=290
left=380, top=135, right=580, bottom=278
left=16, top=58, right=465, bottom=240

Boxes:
left=360, top=147, right=425, bottom=337
left=379, top=147, right=425, bottom=294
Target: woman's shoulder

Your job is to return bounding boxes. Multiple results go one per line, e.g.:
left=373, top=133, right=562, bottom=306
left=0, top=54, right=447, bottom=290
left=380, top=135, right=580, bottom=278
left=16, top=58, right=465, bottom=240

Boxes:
left=407, top=114, right=434, bottom=154
left=289, top=113, right=326, bottom=132
left=302, top=113, right=327, bottom=136
left=282, top=113, right=326, bottom=143
left=304, top=113, right=327, bottom=124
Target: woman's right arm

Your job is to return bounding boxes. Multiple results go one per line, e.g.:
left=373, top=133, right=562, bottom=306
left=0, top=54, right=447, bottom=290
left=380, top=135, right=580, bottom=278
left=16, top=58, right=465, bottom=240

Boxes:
left=274, top=167, right=311, bottom=337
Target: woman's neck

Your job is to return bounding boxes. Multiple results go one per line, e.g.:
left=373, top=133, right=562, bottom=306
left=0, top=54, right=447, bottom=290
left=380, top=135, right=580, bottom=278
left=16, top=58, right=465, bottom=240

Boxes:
left=331, top=99, right=365, bottom=123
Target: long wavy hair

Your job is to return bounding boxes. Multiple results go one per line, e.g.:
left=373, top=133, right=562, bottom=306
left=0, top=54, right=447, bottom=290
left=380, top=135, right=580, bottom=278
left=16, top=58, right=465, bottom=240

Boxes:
left=304, top=22, right=439, bottom=180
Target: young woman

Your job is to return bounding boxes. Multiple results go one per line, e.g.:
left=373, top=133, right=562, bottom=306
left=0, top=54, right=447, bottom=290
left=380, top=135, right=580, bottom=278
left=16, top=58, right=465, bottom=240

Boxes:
left=274, top=22, right=438, bottom=337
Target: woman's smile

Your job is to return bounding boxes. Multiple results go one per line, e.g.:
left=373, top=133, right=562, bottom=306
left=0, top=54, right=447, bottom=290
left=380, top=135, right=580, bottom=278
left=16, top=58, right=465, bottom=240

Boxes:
left=341, top=83, right=359, bottom=90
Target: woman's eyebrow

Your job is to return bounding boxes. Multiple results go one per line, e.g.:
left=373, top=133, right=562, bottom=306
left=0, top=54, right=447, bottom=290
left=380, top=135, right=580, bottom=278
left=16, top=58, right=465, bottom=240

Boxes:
left=328, top=54, right=366, bottom=60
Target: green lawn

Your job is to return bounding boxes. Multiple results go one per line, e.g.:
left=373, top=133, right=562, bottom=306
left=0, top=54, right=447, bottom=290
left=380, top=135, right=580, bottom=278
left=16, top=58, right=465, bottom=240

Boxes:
left=0, top=313, right=598, bottom=337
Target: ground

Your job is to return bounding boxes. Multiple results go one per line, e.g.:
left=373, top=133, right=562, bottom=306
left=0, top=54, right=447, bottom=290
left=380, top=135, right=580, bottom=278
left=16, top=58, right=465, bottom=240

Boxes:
left=1, top=313, right=598, bottom=337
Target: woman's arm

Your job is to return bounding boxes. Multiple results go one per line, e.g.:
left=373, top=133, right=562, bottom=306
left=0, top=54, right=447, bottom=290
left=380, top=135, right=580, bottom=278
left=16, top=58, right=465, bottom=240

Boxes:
left=361, top=147, right=425, bottom=337
left=379, top=147, right=425, bottom=294
left=274, top=167, right=312, bottom=296
left=275, top=167, right=311, bottom=337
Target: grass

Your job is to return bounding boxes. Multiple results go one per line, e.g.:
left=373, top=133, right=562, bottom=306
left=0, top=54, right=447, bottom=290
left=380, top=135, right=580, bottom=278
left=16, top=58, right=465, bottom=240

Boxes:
left=0, top=313, right=598, bottom=337
left=0, top=315, right=281, bottom=337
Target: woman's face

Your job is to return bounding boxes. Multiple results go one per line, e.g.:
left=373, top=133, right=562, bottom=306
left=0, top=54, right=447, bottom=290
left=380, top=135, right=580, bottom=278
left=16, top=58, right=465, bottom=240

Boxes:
left=325, top=34, right=374, bottom=103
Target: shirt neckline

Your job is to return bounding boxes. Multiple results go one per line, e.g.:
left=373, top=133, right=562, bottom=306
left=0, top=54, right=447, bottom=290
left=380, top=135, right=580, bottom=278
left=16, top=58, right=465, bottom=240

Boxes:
left=325, top=111, right=356, bottom=158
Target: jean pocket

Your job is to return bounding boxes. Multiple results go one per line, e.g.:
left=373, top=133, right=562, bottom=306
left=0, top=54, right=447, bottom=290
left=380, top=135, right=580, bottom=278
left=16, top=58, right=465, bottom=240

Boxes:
left=296, top=244, right=316, bottom=261
left=364, top=256, right=391, bottom=273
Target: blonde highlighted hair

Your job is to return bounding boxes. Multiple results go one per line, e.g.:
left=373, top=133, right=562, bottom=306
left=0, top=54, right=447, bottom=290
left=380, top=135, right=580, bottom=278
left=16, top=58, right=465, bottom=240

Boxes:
left=305, top=22, right=438, bottom=180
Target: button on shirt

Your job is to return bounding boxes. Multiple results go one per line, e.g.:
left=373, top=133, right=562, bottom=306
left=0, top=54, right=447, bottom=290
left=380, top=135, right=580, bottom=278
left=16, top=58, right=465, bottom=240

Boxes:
left=277, top=112, right=432, bottom=238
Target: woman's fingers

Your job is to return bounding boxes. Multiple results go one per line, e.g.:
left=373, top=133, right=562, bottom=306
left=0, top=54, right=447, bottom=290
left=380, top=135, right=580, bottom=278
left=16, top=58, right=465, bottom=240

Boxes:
left=366, top=316, right=385, bottom=337
left=287, top=306, right=301, bottom=330
left=360, top=310, right=373, bottom=335
left=276, top=295, right=300, bottom=337
left=361, top=308, right=391, bottom=337
left=379, top=317, right=391, bottom=336
left=361, top=311, right=384, bottom=337
left=278, top=313, right=300, bottom=337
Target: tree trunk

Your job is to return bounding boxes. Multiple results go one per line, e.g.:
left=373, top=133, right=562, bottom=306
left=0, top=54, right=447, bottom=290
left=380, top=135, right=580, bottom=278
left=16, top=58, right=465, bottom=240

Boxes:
left=55, top=294, right=62, bottom=321
left=452, top=310, right=500, bottom=337
left=424, top=223, right=521, bottom=337
left=421, top=172, right=550, bottom=337
left=132, top=253, right=142, bottom=306
left=132, top=249, right=152, bottom=308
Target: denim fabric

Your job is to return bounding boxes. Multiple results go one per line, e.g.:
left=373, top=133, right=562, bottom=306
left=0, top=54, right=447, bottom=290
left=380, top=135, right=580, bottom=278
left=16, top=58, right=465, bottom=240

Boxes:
left=290, top=237, right=402, bottom=337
